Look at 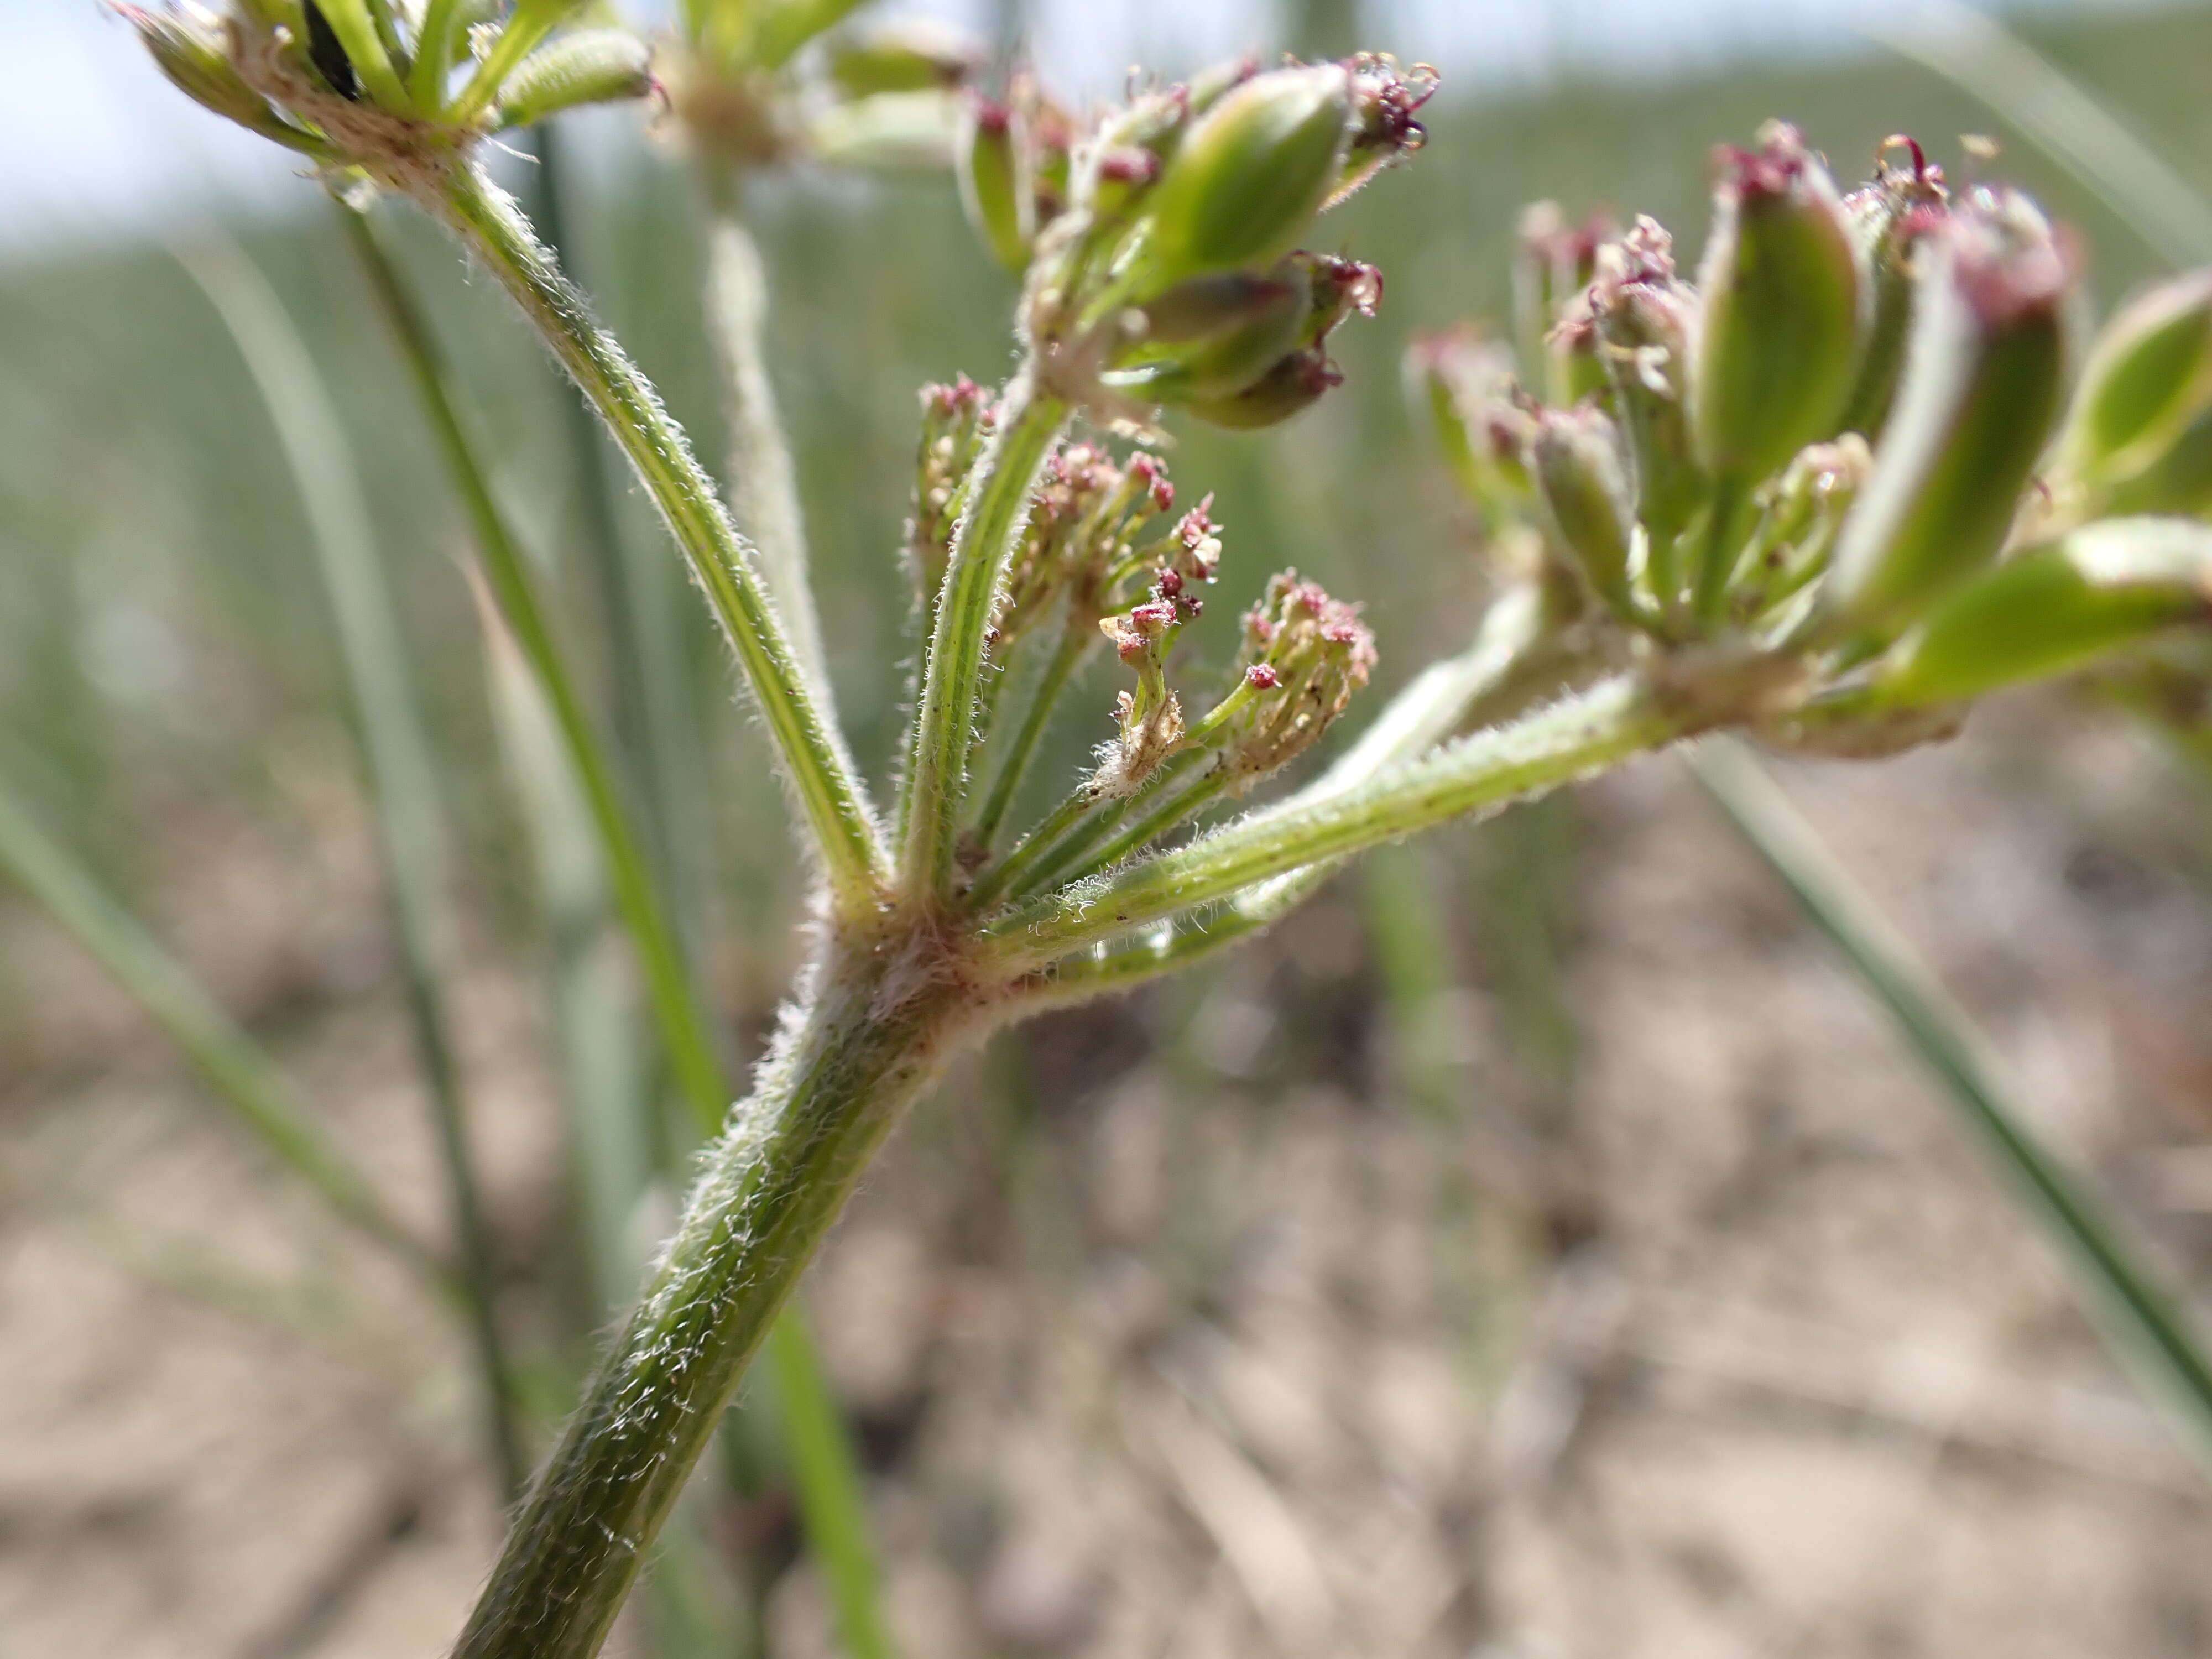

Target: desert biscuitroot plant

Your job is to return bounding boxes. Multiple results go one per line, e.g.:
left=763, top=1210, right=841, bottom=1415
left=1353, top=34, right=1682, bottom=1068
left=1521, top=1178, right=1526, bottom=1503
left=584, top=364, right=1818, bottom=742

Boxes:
left=126, top=0, right=2212, bottom=1647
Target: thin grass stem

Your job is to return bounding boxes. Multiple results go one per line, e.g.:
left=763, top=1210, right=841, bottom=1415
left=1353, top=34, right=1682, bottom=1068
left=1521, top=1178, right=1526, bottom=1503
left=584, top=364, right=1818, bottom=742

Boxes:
left=1689, top=738, right=2212, bottom=1479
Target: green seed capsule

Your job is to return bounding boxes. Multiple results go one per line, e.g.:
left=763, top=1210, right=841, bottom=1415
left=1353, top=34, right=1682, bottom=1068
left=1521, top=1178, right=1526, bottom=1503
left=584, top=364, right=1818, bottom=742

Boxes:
left=958, top=94, right=1032, bottom=273
left=1590, top=218, right=1706, bottom=551
left=2056, top=268, right=2212, bottom=493
left=1874, top=517, right=2212, bottom=706
left=825, top=22, right=980, bottom=98
left=1531, top=404, right=1636, bottom=614
left=493, top=30, right=652, bottom=130
left=1691, top=122, right=1865, bottom=481
left=131, top=2, right=281, bottom=132
left=1140, top=64, right=1352, bottom=287
left=1823, top=189, right=2075, bottom=633
left=1837, top=136, right=1950, bottom=440
left=1404, top=329, right=1536, bottom=523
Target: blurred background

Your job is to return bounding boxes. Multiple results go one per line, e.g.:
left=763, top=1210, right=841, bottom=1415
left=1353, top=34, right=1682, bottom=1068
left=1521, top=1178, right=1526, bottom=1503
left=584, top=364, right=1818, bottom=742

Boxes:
left=7, top=0, right=2212, bottom=1654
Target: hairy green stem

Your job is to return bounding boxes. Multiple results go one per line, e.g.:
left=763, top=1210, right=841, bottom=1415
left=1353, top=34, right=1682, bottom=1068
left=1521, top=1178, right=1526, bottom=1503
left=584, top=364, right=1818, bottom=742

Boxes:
left=1069, top=766, right=1229, bottom=879
left=449, top=948, right=964, bottom=1659
left=901, top=366, right=1070, bottom=902
left=427, top=161, right=889, bottom=914
left=184, top=232, right=524, bottom=1499
left=987, top=674, right=1693, bottom=971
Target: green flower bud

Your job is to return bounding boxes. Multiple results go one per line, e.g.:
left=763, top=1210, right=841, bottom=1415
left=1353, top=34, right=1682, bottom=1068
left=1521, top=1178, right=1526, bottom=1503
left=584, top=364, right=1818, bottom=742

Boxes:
left=906, top=376, right=992, bottom=601
left=1590, top=217, right=1707, bottom=550
left=1837, top=135, right=1950, bottom=439
left=1824, top=189, right=2077, bottom=633
left=1530, top=403, right=1636, bottom=614
left=958, top=93, right=1033, bottom=273
left=2056, top=268, right=2212, bottom=494
left=493, top=29, right=651, bottom=130
left=127, top=3, right=288, bottom=136
left=1103, top=266, right=1311, bottom=401
left=1691, top=122, right=1866, bottom=480
left=1873, top=517, right=2212, bottom=706
left=825, top=22, right=980, bottom=98
left=1404, top=328, right=1536, bottom=523
left=1140, top=64, right=1353, bottom=288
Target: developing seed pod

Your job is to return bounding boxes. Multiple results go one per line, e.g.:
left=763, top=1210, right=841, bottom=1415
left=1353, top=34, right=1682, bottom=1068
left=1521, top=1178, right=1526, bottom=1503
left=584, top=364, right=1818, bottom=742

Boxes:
left=1691, top=122, right=1865, bottom=481
left=1530, top=403, right=1637, bottom=614
left=2054, top=268, right=2212, bottom=497
left=1872, top=517, right=2212, bottom=706
left=1140, top=63, right=1353, bottom=287
left=1823, top=189, right=2076, bottom=633
left=493, top=30, right=652, bottom=130
left=1404, top=329, right=1537, bottom=525
left=1589, top=217, right=1706, bottom=551
left=1837, top=135, right=1950, bottom=439
left=825, top=21, right=981, bottom=98
left=1104, top=265, right=1313, bottom=401
left=958, top=93, right=1032, bottom=273
left=1512, top=202, right=1615, bottom=405
left=1328, top=54, right=1439, bottom=206
left=1210, top=573, right=1377, bottom=787
left=905, top=377, right=992, bottom=601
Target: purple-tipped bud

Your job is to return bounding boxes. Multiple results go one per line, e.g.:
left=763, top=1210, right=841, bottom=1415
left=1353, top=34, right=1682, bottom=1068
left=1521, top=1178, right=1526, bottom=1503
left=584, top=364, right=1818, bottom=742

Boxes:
left=1104, top=265, right=1312, bottom=401
left=1328, top=54, right=1438, bottom=206
left=1837, top=135, right=1951, bottom=438
left=1690, top=122, right=1865, bottom=481
left=1292, top=252, right=1383, bottom=349
left=1589, top=216, right=1707, bottom=549
left=1824, top=188, right=2078, bottom=632
left=1177, top=347, right=1342, bottom=430
left=1514, top=201, right=1616, bottom=404
left=958, top=94, right=1034, bottom=273
left=1141, top=63, right=1353, bottom=287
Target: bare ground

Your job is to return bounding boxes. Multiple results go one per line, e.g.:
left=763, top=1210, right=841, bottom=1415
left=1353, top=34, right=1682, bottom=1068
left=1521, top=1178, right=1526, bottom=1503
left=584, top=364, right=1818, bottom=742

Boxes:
left=5, top=697, right=2211, bottom=1658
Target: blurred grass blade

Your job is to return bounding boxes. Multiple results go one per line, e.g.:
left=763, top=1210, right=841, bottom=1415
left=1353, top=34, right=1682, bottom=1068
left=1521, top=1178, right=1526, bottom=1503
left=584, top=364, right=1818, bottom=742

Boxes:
left=1691, top=738, right=2212, bottom=1479
left=1873, top=3, right=2212, bottom=266
left=531, top=128, right=719, bottom=988
left=473, top=570, right=652, bottom=1310
left=767, top=1310, right=895, bottom=1659
left=177, top=233, right=525, bottom=1500
left=347, top=206, right=898, bottom=1655
left=0, top=764, right=441, bottom=1285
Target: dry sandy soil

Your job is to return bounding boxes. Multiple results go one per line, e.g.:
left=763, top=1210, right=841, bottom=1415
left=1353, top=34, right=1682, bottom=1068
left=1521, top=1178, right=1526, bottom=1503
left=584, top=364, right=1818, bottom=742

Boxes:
left=5, top=697, right=2211, bottom=1658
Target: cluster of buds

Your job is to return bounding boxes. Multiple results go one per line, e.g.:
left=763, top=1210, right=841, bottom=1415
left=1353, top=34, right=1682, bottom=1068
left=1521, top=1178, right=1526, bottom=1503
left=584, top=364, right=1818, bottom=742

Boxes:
left=1094, top=500, right=1224, bottom=790
left=906, top=375, right=995, bottom=602
left=995, top=446, right=1183, bottom=643
left=969, top=54, right=1432, bottom=431
left=660, top=10, right=982, bottom=173
left=1407, top=119, right=2212, bottom=749
left=123, top=0, right=655, bottom=184
left=1206, top=573, right=1378, bottom=786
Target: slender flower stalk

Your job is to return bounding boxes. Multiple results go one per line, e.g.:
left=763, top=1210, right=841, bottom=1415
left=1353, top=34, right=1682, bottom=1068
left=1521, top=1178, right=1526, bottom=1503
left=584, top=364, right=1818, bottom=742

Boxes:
left=430, top=161, right=891, bottom=915
left=984, top=675, right=1695, bottom=972
left=900, top=368, right=1072, bottom=901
